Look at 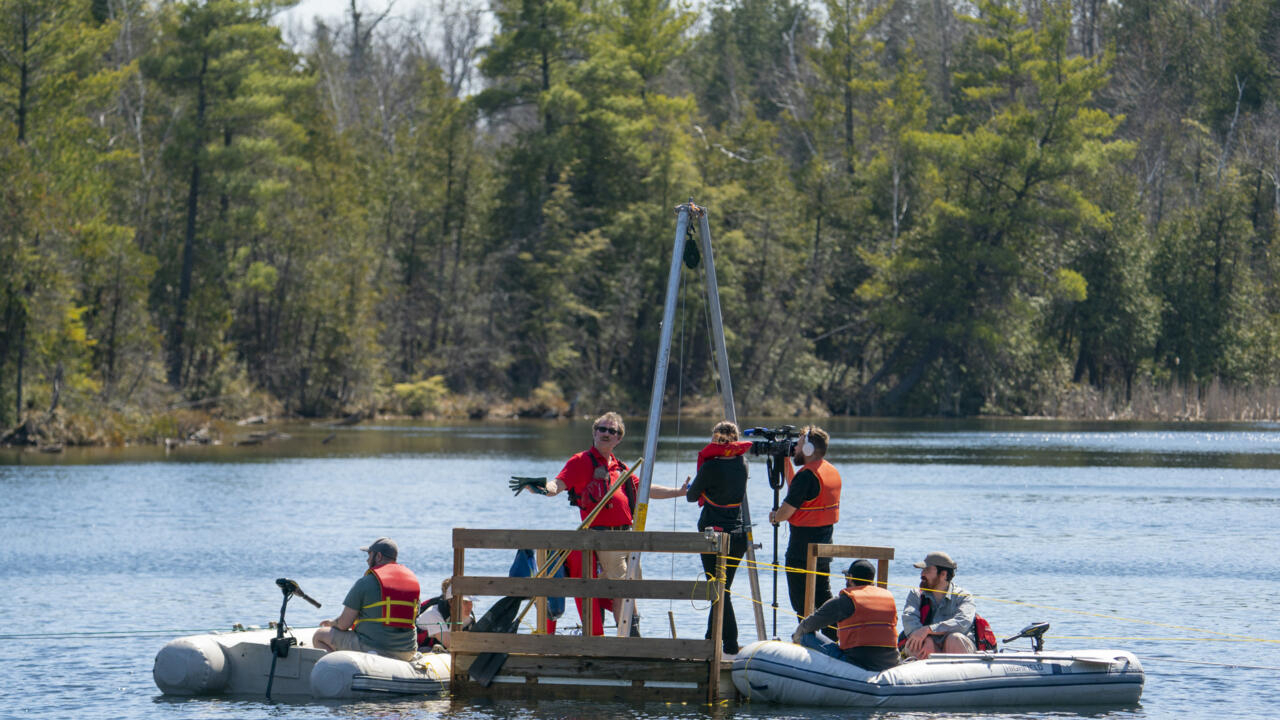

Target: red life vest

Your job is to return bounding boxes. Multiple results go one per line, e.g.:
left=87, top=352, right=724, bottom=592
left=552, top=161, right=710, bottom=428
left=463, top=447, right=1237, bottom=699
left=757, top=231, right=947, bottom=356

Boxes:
left=836, top=585, right=898, bottom=650
left=788, top=459, right=841, bottom=527
left=695, top=440, right=752, bottom=469
left=354, top=563, right=420, bottom=629
left=564, top=449, right=634, bottom=527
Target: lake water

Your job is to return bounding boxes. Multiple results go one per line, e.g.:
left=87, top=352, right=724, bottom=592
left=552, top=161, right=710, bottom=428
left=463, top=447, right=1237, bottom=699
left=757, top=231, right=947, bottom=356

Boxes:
left=2, top=417, right=1278, bottom=720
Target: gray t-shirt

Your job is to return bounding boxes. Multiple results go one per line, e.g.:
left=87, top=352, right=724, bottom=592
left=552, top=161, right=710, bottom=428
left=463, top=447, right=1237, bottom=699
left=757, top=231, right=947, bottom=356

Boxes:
left=343, top=572, right=417, bottom=654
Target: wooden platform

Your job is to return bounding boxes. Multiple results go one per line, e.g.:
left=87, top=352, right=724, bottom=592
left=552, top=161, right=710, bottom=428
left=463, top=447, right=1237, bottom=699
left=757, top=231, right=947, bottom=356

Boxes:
left=450, top=528, right=730, bottom=703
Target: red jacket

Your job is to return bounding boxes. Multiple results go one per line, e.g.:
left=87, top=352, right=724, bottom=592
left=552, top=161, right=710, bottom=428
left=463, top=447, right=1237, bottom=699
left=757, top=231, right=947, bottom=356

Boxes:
left=556, top=447, right=635, bottom=527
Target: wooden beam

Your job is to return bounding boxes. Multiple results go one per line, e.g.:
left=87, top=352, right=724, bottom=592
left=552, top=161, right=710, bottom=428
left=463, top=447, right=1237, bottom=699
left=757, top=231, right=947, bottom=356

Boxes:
left=450, top=632, right=715, bottom=660
left=810, top=543, right=895, bottom=589
left=452, top=528, right=722, bottom=554
left=498, top=655, right=706, bottom=682
left=453, top=576, right=713, bottom=600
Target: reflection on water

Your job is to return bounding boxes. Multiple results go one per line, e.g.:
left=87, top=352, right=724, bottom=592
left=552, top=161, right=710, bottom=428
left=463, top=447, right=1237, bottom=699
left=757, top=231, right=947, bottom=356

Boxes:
left=2, top=417, right=1278, bottom=720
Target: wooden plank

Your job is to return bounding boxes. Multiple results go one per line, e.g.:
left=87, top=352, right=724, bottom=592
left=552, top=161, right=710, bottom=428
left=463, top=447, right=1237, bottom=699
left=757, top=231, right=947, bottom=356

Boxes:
left=450, top=631, right=714, bottom=660
left=452, top=528, right=721, bottom=554
left=451, top=677, right=705, bottom=703
left=804, top=546, right=817, bottom=617
left=535, top=549, right=548, bottom=633
left=451, top=546, right=465, bottom=685
left=707, top=532, right=727, bottom=703
left=453, top=576, right=713, bottom=600
left=810, top=543, right=895, bottom=588
left=499, top=655, right=706, bottom=682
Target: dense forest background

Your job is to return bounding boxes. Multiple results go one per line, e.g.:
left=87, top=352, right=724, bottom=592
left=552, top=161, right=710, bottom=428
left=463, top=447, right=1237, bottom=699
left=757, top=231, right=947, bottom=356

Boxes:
left=4, top=0, right=1280, bottom=441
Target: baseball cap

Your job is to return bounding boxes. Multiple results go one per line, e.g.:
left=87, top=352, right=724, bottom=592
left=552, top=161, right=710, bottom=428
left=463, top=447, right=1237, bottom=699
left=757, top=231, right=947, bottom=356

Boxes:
left=360, top=537, right=398, bottom=560
left=912, top=551, right=956, bottom=570
left=844, top=559, right=875, bottom=582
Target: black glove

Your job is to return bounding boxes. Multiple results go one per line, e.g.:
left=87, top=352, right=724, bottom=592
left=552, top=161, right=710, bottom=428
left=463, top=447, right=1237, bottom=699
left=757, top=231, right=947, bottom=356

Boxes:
left=509, top=476, right=548, bottom=496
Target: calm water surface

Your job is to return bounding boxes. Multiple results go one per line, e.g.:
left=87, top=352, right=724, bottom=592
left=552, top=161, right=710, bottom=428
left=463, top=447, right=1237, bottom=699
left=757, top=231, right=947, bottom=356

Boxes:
left=2, top=417, right=1278, bottom=720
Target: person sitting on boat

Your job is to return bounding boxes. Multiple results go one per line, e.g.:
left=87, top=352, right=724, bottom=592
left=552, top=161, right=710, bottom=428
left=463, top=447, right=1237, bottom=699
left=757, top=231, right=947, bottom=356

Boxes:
left=416, top=577, right=473, bottom=651
left=521, top=412, right=686, bottom=636
left=899, top=550, right=976, bottom=659
left=313, top=537, right=420, bottom=662
left=686, top=420, right=753, bottom=655
left=768, top=425, right=842, bottom=640
left=790, top=559, right=900, bottom=671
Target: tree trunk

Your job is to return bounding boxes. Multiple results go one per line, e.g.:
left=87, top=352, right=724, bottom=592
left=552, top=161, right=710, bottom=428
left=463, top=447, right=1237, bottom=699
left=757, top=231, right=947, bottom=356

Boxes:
left=169, top=51, right=209, bottom=387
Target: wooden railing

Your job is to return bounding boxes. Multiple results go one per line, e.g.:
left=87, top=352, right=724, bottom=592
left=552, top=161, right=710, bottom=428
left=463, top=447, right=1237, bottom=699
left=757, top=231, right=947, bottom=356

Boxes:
left=450, top=528, right=729, bottom=703
left=803, top=543, right=895, bottom=615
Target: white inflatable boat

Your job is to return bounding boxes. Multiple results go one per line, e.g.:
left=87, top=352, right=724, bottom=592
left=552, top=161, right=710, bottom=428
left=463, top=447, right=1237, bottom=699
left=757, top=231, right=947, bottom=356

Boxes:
left=153, top=627, right=451, bottom=699
left=732, top=640, right=1143, bottom=708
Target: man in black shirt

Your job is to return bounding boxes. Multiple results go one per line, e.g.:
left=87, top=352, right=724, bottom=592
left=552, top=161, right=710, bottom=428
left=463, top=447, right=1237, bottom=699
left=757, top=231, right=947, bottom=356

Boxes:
left=768, top=425, right=842, bottom=639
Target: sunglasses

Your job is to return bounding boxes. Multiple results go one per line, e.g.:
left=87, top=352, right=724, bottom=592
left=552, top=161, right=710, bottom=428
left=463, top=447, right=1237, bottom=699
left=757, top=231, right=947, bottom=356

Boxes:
left=594, top=426, right=620, bottom=436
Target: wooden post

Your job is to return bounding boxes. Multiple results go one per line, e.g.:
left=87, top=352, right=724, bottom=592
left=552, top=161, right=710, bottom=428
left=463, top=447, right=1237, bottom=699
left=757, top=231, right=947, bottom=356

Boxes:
left=706, top=532, right=728, bottom=703
left=804, top=544, right=818, bottom=616
left=536, top=549, right=549, bottom=633
left=451, top=542, right=466, bottom=685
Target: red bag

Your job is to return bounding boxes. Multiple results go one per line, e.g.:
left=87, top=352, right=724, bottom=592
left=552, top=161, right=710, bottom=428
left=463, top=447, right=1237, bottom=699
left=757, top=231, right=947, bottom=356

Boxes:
left=973, top=614, right=998, bottom=651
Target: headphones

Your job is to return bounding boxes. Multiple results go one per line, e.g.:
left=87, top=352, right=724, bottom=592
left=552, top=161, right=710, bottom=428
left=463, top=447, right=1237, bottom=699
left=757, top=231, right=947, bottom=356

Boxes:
left=799, top=429, right=815, bottom=457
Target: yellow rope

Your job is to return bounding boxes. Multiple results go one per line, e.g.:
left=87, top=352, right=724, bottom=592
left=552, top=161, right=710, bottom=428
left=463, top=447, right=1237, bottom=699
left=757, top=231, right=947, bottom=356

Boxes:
left=719, top=554, right=1280, bottom=645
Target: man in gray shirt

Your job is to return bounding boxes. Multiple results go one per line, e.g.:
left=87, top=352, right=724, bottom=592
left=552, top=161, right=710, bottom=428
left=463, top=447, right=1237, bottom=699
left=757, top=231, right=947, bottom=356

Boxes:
left=900, top=550, right=977, bottom=659
left=313, top=537, right=420, bottom=661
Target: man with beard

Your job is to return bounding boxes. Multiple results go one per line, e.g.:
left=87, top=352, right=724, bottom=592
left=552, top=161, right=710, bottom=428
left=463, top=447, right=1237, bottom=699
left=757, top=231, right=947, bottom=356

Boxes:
left=899, top=551, right=977, bottom=659
left=768, top=425, right=841, bottom=639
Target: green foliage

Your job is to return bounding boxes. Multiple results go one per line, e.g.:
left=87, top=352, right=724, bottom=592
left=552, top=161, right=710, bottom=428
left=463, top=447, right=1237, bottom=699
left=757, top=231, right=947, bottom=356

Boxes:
left=393, top=376, right=449, bottom=416
left=13, top=0, right=1280, bottom=436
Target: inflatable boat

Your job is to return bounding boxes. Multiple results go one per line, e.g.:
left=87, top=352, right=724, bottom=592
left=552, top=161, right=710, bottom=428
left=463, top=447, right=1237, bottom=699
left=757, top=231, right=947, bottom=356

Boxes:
left=731, top=640, right=1144, bottom=708
left=153, top=626, right=451, bottom=699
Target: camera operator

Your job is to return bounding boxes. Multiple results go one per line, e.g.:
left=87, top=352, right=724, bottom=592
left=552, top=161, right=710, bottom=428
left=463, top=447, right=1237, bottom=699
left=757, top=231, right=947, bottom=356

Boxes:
left=768, top=425, right=841, bottom=639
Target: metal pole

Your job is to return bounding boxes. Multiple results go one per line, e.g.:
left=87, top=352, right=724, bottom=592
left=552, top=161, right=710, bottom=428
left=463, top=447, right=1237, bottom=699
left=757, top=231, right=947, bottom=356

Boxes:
left=696, top=207, right=767, bottom=642
left=617, top=203, right=690, bottom=637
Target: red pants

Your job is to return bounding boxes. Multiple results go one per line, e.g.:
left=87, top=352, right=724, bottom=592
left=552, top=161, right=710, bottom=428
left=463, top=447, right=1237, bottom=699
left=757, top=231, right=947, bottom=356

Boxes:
left=563, top=549, right=612, bottom=636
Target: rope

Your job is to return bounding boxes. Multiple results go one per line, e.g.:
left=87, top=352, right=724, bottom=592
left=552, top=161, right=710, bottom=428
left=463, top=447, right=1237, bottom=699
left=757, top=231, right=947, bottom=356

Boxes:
left=720, top=554, right=1280, bottom=646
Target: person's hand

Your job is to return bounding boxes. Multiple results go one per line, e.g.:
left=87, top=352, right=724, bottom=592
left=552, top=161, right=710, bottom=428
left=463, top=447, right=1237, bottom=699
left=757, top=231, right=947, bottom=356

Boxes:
left=680, top=476, right=691, bottom=492
left=791, top=628, right=805, bottom=644
left=319, top=619, right=333, bottom=628
left=904, top=627, right=930, bottom=656
left=509, top=476, right=548, bottom=496
left=768, top=510, right=779, bottom=525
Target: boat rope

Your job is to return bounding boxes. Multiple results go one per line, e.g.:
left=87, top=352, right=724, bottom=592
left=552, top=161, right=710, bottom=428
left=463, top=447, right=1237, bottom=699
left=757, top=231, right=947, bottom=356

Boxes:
left=720, top=555, right=1280, bottom=646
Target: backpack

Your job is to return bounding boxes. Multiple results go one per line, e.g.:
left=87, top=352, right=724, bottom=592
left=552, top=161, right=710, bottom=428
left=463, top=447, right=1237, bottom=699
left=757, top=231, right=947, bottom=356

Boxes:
left=972, top=614, right=998, bottom=651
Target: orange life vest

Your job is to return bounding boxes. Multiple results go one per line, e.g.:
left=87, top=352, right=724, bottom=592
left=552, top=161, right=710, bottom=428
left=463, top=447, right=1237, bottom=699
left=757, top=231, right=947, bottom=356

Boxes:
left=354, top=562, right=420, bottom=629
left=788, top=459, right=841, bottom=527
left=836, top=584, right=898, bottom=650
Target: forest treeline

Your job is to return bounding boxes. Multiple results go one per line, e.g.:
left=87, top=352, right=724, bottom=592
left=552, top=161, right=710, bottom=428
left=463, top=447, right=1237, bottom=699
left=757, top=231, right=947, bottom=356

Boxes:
left=3, top=0, right=1280, bottom=440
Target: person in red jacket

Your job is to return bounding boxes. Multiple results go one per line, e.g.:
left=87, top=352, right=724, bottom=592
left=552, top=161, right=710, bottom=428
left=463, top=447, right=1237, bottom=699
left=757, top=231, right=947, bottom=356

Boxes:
left=769, top=425, right=842, bottom=638
left=529, top=412, right=684, bottom=635
left=313, top=537, right=420, bottom=661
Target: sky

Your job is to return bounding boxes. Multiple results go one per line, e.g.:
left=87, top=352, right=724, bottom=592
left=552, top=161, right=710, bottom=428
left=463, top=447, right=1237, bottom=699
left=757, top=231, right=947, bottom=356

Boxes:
left=274, top=0, right=464, bottom=44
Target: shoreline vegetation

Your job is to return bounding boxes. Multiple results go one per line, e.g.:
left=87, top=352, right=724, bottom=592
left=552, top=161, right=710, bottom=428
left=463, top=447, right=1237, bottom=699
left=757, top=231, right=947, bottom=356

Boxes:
left=4, top=378, right=1277, bottom=451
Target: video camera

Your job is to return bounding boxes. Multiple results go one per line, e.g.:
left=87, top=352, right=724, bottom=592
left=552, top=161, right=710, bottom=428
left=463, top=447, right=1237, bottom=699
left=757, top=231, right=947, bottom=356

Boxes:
left=744, top=426, right=800, bottom=458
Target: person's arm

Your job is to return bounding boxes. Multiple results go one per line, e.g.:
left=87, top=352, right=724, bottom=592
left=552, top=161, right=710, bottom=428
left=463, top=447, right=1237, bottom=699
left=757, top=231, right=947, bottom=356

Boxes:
left=900, top=589, right=924, bottom=636
left=931, top=588, right=976, bottom=635
left=771, top=469, right=818, bottom=524
left=685, top=464, right=710, bottom=503
left=792, top=594, right=853, bottom=641
left=649, top=478, right=690, bottom=499
left=321, top=605, right=359, bottom=631
left=543, top=477, right=567, bottom=496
